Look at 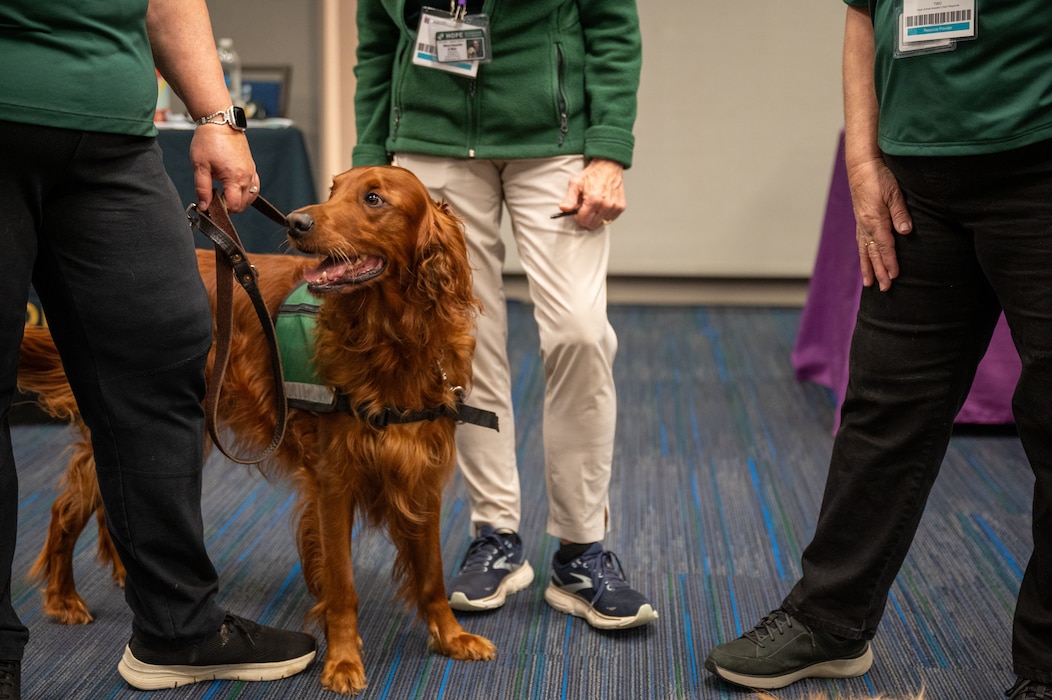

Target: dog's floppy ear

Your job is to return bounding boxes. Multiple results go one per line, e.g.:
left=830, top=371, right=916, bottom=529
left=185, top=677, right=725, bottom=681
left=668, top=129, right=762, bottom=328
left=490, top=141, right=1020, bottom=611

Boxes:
left=413, top=198, right=478, bottom=316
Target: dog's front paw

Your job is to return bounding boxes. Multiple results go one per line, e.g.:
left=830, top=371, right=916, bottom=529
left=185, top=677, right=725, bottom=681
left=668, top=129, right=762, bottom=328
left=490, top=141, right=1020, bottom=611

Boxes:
left=321, top=657, right=369, bottom=696
left=430, top=631, right=497, bottom=661
left=42, top=593, right=93, bottom=625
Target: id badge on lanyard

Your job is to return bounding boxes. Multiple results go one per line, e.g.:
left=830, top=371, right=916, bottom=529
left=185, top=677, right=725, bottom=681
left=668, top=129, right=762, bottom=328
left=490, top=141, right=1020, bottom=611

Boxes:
left=412, top=2, right=492, bottom=78
left=895, top=0, right=977, bottom=58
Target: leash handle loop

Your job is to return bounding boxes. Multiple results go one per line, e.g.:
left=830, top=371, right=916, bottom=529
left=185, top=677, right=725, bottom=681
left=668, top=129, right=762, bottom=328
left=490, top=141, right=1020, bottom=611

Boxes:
left=188, top=190, right=288, bottom=465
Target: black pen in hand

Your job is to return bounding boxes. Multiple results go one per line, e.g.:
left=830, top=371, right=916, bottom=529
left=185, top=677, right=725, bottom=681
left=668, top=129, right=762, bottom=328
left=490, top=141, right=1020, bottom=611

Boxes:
left=550, top=208, right=580, bottom=219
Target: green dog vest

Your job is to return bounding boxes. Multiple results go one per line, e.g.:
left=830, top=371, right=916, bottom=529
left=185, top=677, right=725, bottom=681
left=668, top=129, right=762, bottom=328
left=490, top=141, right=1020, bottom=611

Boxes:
left=272, top=283, right=498, bottom=429
left=274, top=283, right=338, bottom=412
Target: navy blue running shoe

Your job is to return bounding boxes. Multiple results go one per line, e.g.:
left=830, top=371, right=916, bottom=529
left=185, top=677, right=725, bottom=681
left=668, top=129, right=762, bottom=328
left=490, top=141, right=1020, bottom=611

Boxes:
left=543, top=543, right=657, bottom=629
left=448, top=526, right=534, bottom=611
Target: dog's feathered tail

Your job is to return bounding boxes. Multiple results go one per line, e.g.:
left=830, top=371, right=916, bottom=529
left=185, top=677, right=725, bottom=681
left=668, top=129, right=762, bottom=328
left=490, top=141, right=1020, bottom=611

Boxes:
left=16, top=325, right=79, bottom=421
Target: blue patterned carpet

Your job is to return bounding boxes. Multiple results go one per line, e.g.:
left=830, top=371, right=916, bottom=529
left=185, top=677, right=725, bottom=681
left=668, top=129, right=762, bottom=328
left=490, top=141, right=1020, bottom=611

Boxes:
left=11, top=303, right=1030, bottom=699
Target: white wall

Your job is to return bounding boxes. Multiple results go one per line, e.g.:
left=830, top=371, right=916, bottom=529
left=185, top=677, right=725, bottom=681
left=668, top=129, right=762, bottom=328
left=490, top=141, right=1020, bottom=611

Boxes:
left=610, top=2, right=846, bottom=277
left=212, top=1, right=849, bottom=279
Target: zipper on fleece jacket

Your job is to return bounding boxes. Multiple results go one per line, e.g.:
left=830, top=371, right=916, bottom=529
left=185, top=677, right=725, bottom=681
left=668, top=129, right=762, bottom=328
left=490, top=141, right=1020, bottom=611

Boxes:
left=468, top=77, right=478, bottom=157
left=556, top=45, right=568, bottom=146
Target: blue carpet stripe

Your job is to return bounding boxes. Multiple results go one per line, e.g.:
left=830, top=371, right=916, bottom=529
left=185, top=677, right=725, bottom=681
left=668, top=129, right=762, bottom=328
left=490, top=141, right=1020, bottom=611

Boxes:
left=235, top=493, right=295, bottom=564
left=747, top=457, right=786, bottom=581
left=973, top=512, right=1024, bottom=580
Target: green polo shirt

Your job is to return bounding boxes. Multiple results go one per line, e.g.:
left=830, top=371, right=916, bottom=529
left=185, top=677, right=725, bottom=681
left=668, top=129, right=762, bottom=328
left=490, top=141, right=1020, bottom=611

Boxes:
left=844, top=0, right=1052, bottom=155
left=0, top=0, right=158, bottom=136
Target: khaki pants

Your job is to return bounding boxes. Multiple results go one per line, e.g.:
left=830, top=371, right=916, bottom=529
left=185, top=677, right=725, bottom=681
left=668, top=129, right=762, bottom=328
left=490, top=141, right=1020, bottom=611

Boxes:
left=396, top=154, right=616, bottom=544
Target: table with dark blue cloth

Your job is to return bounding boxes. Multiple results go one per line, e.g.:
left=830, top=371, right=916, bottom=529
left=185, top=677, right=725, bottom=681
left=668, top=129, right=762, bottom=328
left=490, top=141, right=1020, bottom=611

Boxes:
left=24, top=123, right=317, bottom=326
left=791, top=131, right=1020, bottom=430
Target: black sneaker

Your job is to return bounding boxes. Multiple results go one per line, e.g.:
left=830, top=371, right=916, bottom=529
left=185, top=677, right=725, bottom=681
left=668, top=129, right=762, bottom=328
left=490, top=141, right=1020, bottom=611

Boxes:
left=543, top=543, right=658, bottom=629
left=0, top=660, right=19, bottom=700
left=117, top=613, right=316, bottom=690
left=448, top=526, right=534, bottom=611
left=704, top=608, right=872, bottom=690
left=1007, top=678, right=1052, bottom=699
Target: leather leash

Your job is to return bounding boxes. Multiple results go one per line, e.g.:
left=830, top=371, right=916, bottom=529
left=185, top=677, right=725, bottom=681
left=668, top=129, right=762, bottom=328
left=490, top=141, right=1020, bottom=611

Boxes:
left=187, top=191, right=289, bottom=465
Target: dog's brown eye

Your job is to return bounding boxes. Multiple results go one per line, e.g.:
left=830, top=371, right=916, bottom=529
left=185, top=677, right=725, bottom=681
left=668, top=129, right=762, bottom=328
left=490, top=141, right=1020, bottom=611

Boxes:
left=364, top=192, right=385, bottom=207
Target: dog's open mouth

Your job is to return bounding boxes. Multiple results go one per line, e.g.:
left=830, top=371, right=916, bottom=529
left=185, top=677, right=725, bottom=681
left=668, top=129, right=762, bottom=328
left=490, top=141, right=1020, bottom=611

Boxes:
left=303, top=254, right=387, bottom=291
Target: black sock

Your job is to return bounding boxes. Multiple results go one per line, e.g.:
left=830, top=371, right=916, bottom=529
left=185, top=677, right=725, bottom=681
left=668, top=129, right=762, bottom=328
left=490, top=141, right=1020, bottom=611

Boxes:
left=556, top=542, right=594, bottom=565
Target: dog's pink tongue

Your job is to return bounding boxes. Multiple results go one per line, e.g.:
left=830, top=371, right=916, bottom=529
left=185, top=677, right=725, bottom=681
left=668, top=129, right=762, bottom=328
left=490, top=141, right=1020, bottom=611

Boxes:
left=303, top=259, right=349, bottom=285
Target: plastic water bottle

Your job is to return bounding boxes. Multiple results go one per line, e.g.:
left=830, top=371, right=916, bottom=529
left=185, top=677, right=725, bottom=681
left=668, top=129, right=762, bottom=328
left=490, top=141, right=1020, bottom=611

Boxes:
left=217, top=37, right=242, bottom=106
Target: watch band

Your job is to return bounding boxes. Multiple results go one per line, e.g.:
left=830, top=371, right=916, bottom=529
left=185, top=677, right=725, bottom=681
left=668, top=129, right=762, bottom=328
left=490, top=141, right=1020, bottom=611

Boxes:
left=195, top=105, right=247, bottom=131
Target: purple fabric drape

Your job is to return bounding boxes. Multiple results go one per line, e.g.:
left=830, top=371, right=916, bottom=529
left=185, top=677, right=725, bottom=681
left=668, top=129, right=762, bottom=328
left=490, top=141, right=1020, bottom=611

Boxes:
left=791, top=132, right=1020, bottom=431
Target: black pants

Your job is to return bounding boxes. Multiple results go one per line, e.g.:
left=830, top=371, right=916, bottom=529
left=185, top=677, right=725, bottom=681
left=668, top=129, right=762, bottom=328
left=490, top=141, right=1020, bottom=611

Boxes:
left=0, top=121, right=225, bottom=660
left=784, top=139, right=1052, bottom=683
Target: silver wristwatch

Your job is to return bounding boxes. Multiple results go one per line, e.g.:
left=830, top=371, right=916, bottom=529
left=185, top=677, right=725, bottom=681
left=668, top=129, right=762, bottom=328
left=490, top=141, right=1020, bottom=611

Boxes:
left=194, top=105, right=248, bottom=131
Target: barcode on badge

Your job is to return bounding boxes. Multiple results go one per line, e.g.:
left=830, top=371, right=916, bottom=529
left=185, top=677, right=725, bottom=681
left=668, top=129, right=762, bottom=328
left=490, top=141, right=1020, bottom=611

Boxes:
left=905, top=9, right=972, bottom=27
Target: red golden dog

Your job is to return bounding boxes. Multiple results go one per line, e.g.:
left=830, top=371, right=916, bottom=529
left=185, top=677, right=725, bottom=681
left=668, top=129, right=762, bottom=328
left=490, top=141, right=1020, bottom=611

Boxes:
left=17, top=166, right=496, bottom=695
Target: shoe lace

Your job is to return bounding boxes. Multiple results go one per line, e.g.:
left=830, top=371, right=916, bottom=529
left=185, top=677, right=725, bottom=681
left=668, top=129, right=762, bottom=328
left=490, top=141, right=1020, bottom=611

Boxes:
left=576, top=549, right=631, bottom=605
left=220, top=613, right=258, bottom=649
left=743, top=609, right=795, bottom=648
left=458, top=531, right=508, bottom=574
left=1007, top=679, right=1052, bottom=699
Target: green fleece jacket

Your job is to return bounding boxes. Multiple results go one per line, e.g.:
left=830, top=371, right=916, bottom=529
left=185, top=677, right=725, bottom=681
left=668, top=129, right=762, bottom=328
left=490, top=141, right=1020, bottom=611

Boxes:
left=352, top=0, right=642, bottom=168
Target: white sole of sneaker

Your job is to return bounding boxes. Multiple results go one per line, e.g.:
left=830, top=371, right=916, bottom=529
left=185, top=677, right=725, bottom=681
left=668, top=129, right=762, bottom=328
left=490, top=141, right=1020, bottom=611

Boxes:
left=543, top=582, right=659, bottom=629
left=117, top=645, right=317, bottom=690
left=710, top=643, right=873, bottom=690
left=448, top=561, right=535, bottom=611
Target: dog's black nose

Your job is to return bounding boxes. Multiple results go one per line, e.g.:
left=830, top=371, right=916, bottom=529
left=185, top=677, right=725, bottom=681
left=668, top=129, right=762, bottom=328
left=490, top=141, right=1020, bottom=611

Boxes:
left=286, top=212, right=315, bottom=239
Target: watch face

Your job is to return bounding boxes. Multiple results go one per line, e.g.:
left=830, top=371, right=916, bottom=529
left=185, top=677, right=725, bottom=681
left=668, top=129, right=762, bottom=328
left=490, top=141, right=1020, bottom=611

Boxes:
left=230, top=105, right=248, bottom=130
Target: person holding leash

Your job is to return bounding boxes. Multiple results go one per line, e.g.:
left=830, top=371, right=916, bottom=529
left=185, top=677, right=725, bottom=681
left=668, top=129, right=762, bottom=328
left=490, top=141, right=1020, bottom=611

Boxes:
left=0, top=1, right=316, bottom=696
